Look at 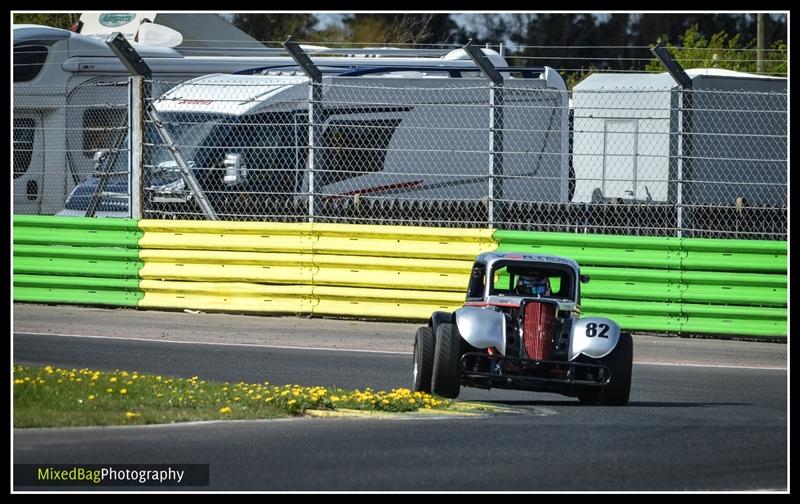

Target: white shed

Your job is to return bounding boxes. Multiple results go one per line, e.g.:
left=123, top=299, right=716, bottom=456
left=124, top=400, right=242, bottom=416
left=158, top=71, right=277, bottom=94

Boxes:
left=571, top=69, right=786, bottom=208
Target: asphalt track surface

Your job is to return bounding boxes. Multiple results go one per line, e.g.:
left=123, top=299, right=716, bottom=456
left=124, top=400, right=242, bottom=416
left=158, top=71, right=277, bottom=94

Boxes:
left=12, top=304, right=788, bottom=491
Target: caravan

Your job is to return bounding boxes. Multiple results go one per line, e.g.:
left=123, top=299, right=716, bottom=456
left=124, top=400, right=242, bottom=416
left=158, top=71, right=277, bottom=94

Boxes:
left=16, top=23, right=547, bottom=216
left=13, top=23, right=288, bottom=215
left=60, top=61, right=571, bottom=218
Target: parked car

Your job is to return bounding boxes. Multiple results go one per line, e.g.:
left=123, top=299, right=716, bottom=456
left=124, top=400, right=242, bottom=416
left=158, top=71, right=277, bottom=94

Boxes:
left=413, top=251, right=633, bottom=405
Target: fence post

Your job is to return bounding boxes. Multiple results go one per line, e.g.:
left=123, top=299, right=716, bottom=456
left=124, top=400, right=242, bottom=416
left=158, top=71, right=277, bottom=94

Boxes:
left=105, top=32, right=217, bottom=220
left=129, top=75, right=144, bottom=219
left=463, top=40, right=504, bottom=228
left=307, top=81, right=322, bottom=223
left=489, top=83, right=504, bottom=227
left=651, top=40, right=692, bottom=238
left=283, top=37, right=322, bottom=223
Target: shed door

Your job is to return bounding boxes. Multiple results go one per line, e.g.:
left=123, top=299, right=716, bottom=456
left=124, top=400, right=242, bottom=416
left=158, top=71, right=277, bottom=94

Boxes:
left=603, top=120, right=637, bottom=199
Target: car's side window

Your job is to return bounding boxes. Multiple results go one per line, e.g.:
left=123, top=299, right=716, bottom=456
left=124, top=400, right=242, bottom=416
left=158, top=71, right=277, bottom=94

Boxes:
left=466, top=262, right=487, bottom=299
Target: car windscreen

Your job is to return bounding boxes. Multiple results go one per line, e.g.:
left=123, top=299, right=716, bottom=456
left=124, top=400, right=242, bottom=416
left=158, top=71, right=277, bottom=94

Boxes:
left=489, top=261, right=575, bottom=301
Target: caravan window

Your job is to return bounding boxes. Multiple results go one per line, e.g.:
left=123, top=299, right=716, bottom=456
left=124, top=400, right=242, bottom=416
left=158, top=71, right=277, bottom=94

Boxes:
left=13, top=118, right=35, bottom=179
left=319, top=119, right=401, bottom=185
left=83, top=108, right=127, bottom=159
left=13, top=45, right=48, bottom=83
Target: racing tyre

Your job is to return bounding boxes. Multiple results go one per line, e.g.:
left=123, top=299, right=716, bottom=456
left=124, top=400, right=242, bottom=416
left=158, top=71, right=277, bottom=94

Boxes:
left=577, top=331, right=633, bottom=405
left=412, top=326, right=436, bottom=393
left=431, top=323, right=463, bottom=399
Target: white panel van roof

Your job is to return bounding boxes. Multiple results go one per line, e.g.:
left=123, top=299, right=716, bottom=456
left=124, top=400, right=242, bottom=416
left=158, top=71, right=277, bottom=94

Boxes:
left=153, top=73, right=309, bottom=115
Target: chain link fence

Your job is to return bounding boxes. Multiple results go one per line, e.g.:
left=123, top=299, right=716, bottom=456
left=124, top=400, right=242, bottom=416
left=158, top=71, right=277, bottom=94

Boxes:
left=13, top=81, right=129, bottom=215
left=13, top=74, right=787, bottom=239
left=12, top=79, right=187, bottom=217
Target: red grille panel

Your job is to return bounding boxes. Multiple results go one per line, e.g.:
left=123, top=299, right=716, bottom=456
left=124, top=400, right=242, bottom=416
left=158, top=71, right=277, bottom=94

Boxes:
left=523, top=301, right=555, bottom=361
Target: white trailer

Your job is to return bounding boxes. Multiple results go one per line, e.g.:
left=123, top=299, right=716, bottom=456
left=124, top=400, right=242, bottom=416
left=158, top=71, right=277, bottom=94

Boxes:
left=571, top=69, right=786, bottom=208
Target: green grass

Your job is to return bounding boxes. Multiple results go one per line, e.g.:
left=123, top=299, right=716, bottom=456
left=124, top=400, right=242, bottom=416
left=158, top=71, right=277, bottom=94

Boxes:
left=13, top=365, right=453, bottom=428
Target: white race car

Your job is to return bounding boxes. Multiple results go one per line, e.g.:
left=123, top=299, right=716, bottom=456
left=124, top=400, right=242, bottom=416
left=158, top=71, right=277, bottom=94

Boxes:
left=413, top=252, right=633, bottom=405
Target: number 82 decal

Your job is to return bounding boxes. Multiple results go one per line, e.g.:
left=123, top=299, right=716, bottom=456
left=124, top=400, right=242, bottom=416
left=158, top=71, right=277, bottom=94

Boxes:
left=585, top=322, right=610, bottom=338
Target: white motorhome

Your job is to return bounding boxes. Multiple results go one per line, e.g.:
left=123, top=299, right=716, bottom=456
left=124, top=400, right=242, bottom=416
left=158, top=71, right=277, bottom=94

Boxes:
left=14, top=23, right=527, bottom=215
left=61, top=62, right=571, bottom=218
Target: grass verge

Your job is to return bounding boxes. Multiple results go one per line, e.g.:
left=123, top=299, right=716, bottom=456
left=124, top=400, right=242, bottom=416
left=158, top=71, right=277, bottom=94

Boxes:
left=14, top=364, right=461, bottom=428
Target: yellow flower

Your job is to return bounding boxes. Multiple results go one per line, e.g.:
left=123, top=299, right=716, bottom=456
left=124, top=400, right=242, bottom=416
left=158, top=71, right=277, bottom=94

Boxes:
left=45, top=366, right=53, bottom=374
left=88, top=395, right=96, bottom=401
left=110, top=377, right=118, bottom=383
left=125, top=411, right=140, bottom=419
left=287, top=399, right=297, bottom=405
left=13, top=379, right=23, bottom=384
left=219, top=406, right=232, bottom=414
left=119, top=388, right=128, bottom=395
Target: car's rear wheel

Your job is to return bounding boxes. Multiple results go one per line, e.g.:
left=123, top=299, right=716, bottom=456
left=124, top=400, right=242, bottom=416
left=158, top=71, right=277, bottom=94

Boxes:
left=577, top=331, right=633, bottom=405
left=412, top=326, right=435, bottom=393
left=431, top=323, right=463, bottom=399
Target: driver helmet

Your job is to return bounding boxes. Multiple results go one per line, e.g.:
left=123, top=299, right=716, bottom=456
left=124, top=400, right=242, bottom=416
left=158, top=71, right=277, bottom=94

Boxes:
left=516, top=271, right=551, bottom=296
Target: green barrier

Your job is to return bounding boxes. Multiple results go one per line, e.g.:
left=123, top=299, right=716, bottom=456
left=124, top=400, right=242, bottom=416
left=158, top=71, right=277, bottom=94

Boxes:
left=14, top=227, right=142, bottom=248
left=681, top=270, right=787, bottom=287
left=13, top=287, right=142, bottom=307
left=13, top=257, right=143, bottom=278
left=682, top=284, right=786, bottom=306
left=582, top=298, right=786, bottom=320
left=13, top=216, right=144, bottom=308
left=680, top=238, right=787, bottom=254
left=493, top=230, right=682, bottom=250
left=13, top=274, right=142, bottom=291
left=682, top=250, right=787, bottom=273
left=13, top=244, right=140, bottom=261
left=494, top=229, right=787, bottom=338
left=494, top=243, right=682, bottom=269
left=582, top=280, right=682, bottom=302
left=13, top=215, right=140, bottom=231
left=681, top=317, right=787, bottom=338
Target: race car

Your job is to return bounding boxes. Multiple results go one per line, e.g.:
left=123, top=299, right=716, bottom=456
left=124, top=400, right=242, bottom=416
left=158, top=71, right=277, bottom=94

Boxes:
left=412, top=252, right=633, bottom=405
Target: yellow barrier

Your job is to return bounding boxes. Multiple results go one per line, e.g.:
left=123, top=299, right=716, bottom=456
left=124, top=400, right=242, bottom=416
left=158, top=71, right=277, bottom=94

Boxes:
left=137, top=221, right=493, bottom=320
left=312, top=285, right=465, bottom=320
left=139, top=280, right=314, bottom=314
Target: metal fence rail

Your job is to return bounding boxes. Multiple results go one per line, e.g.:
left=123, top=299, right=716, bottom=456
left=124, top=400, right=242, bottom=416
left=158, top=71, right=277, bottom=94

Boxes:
left=13, top=75, right=787, bottom=239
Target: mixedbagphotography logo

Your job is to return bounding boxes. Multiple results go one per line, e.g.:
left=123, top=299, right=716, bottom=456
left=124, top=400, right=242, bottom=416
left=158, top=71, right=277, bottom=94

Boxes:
left=14, top=464, right=209, bottom=487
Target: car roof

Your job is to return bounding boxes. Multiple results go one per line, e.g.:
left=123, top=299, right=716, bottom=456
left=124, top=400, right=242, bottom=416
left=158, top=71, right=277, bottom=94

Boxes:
left=475, top=251, right=581, bottom=272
